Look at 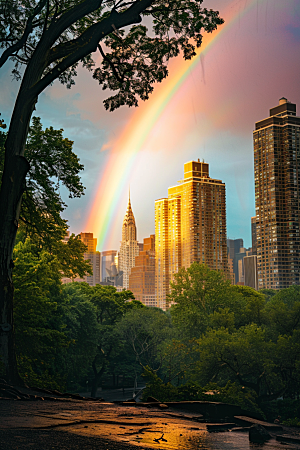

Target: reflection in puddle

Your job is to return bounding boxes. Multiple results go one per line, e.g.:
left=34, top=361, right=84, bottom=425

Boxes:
left=65, top=415, right=296, bottom=450
left=131, top=429, right=294, bottom=450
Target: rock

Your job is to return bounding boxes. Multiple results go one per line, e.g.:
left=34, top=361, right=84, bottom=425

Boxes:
left=159, top=403, right=168, bottom=409
left=249, top=424, right=271, bottom=443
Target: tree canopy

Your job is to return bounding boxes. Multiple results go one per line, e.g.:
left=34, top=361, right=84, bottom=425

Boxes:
left=0, top=116, right=84, bottom=244
left=0, top=0, right=223, bottom=109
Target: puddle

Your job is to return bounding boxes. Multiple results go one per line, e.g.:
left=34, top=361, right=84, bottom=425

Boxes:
left=65, top=421, right=297, bottom=450
left=129, top=429, right=292, bottom=450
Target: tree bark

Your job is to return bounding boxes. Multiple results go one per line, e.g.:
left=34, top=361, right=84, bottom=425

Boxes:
left=0, top=155, right=30, bottom=382
left=90, top=361, right=106, bottom=398
left=0, top=66, right=39, bottom=382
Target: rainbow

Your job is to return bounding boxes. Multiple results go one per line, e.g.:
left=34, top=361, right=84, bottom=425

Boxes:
left=85, top=0, right=264, bottom=251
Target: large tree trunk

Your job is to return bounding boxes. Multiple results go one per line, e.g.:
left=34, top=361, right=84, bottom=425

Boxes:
left=0, top=77, right=37, bottom=382
left=90, top=361, right=106, bottom=398
left=0, top=155, right=30, bottom=383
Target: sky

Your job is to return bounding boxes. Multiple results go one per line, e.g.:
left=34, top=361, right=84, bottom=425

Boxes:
left=1, top=0, right=300, bottom=251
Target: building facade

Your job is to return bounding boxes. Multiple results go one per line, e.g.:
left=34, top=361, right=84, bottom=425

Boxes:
left=244, top=255, right=258, bottom=290
left=101, top=250, right=118, bottom=282
left=227, top=238, right=244, bottom=284
left=129, top=235, right=156, bottom=306
left=253, top=98, right=300, bottom=289
left=62, top=232, right=101, bottom=286
left=155, top=160, right=228, bottom=309
left=119, top=196, right=140, bottom=289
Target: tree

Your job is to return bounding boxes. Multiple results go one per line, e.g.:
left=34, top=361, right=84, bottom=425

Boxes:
left=265, top=286, right=300, bottom=337
left=74, top=283, right=137, bottom=397
left=0, top=116, right=85, bottom=245
left=62, top=283, right=99, bottom=390
left=13, top=239, right=69, bottom=388
left=169, top=262, right=236, bottom=340
left=0, top=0, right=223, bottom=382
left=0, top=116, right=90, bottom=381
left=119, top=307, right=172, bottom=393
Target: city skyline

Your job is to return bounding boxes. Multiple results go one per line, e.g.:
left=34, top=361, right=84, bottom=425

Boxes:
left=1, top=0, right=300, bottom=251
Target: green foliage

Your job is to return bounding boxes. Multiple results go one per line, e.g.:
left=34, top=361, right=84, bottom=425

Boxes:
left=0, top=117, right=85, bottom=245
left=282, top=418, right=300, bottom=427
left=262, top=398, right=300, bottom=423
left=13, top=239, right=69, bottom=389
left=169, top=263, right=235, bottom=340
left=119, top=307, right=172, bottom=372
left=168, top=268, right=300, bottom=409
left=201, top=382, right=264, bottom=418
left=0, top=0, right=224, bottom=109
left=21, top=116, right=84, bottom=243
left=141, top=367, right=179, bottom=401
left=142, top=369, right=263, bottom=416
left=62, top=283, right=99, bottom=389
left=260, top=288, right=277, bottom=302
left=265, top=286, right=300, bottom=336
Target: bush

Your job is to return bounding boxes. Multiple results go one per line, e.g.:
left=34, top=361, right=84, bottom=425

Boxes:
left=142, top=368, right=264, bottom=418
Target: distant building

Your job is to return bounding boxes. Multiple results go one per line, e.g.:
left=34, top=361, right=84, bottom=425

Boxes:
left=227, top=238, right=244, bottom=284
left=244, top=255, right=258, bottom=290
left=101, top=250, right=118, bottom=282
left=227, top=239, right=253, bottom=285
left=129, top=235, right=156, bottom=307
left=251, top=216, right=257, bottom=255
left=119, top=195, right=140, bottom=289
left=254, top=98, right=300, bottom=289
left=155, top=160, right=228, bottom=309
left=62, top=232, right=101, bottom=286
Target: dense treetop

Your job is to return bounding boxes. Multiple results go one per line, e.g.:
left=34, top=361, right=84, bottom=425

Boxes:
left=0, top=0, right=224, bottom=110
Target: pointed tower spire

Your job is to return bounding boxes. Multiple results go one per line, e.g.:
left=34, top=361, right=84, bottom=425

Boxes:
left=119, top=192, right=139, bottom=289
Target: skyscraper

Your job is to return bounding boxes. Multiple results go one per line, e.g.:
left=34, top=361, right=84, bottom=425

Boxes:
left=119, top=195, right=140, bottom=289
left=155, top=160, right=228, bottom=309
left=227, top=238, right=244, bottom=284
left=253, top=98, right=300, bottom=289
left=129, top=234, right=156, bottom=306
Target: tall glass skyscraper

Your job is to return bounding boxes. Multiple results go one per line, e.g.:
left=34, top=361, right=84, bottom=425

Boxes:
left=253, top=98, right=300, bottom=289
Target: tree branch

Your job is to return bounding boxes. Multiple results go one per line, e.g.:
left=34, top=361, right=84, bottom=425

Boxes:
left=0, top=0, right=47, bottom=68
left=32, top=0, right=152, bottom=98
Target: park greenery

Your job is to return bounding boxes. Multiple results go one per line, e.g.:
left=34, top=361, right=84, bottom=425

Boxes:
left=1, top=118, right=300, bottom=423
left=11, top=238, right=300, bottom=422
left=0, top=1, right=299, bottom=422
left=0, top=0, right=224, bottom=383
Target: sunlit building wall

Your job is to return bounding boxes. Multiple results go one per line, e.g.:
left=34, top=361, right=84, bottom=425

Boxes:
left=155, top=160, right=228, bottom=309
left=155, top=199, right=170, bottom=309
left=254, top=98, right=300, bottom=289
left=62, top=232, right=101, bottom=286
left=119, top=196, right=140, bottom=289
left=129, top=235, right=156, bottom=306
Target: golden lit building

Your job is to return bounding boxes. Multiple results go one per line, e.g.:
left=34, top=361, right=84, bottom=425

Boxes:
left=62, top=232, right=101, bottom=286
left=119, top=195, right=140, bottom=289
left=254, top=98, right=300, bottom=289
left=155, top=160, right=228, bottom=309
left=129, top=235, right=156, bottom=306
